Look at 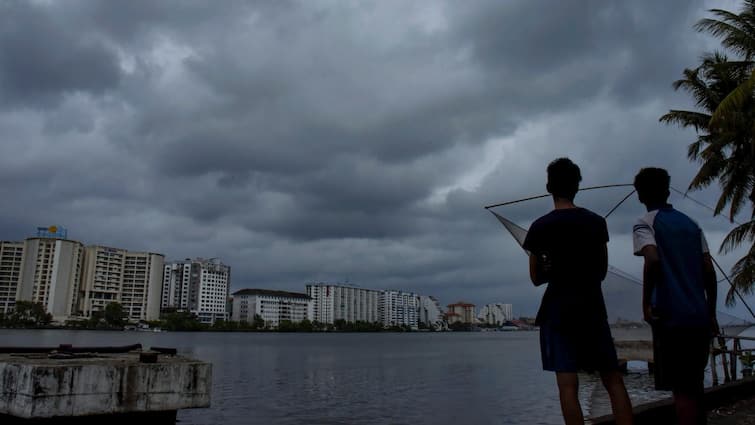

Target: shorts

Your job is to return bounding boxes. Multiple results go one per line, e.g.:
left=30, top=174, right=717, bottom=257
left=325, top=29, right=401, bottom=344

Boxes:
left=652, top=325, right=710, bottom=394
left=540, top=321, right=619, bottom=373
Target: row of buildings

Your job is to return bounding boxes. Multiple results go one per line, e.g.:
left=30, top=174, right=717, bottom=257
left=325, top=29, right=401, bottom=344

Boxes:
left=230, top=285, right=443, bottom=330
left=1, top=226, right=514, bottom=329
left=229, top=284, right=514, bottom=330
left=0, top=227, right=231, bottom=324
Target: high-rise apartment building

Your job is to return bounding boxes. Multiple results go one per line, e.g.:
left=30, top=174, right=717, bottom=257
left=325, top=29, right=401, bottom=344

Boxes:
left=0, top=241, right=24, bottom=315
left=446, top=301, right=476, bottom=325
left=379, top=290, right=418, bottom=329
left=231, top=289, right=312, bottom=327
left=79, top=246, right=164, bottom=321
left=2, top=228, right=165, bottom=323
left=162, top=258, right=230, bottom=324
left=17, top=237, right=85, bottom=322
left=306, top=283, right=380, bottom=324
left=478, top=303, right=513, bottom=326
left=417, top=295, right=444, bottom=328
left=121, top=252, right=164, bottom=321
left=80, top=246, right=123, bottom=317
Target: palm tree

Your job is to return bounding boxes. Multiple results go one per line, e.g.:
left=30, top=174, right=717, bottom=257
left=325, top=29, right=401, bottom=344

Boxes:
left=660, top=25, right=755, bottom=304
left=695, top=3, right=755, bottom=303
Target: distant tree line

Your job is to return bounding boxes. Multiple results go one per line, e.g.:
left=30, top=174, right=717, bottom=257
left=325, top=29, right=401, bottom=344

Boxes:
left=0, top=302, right=429, bottom=332
left=0, top=301, right=52, bottom=327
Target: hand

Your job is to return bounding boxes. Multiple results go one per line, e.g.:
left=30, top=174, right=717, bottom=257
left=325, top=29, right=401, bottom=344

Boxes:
left=643, top=304, right=655, bottom=324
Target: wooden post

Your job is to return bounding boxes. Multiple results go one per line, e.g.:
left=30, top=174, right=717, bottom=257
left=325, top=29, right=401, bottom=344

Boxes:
left=731, top=338, right=738, bottom=381
left=718, top=336, right=731, bottom=383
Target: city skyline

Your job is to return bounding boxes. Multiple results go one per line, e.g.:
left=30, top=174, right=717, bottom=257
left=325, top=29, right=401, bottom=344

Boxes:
left=1, top=227, right=519, bottom=326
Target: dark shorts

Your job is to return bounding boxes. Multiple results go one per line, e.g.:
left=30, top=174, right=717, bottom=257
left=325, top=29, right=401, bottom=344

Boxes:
left=652, top=325, right=710, bottom=394
left=540, top=321, right=619, bottom=373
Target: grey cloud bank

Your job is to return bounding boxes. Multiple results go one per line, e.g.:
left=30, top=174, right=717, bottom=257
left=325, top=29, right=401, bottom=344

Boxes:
left=0, top=0, right=750, bottom=318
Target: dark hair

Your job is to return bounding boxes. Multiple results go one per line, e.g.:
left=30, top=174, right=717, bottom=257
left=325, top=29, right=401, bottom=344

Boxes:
left=634, top=167, right=670, bottom=205
left=546, top=158, right=581, bottom=201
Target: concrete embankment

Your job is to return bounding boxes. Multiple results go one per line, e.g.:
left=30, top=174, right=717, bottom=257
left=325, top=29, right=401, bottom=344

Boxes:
left=0, top=347, right=211, bottom=424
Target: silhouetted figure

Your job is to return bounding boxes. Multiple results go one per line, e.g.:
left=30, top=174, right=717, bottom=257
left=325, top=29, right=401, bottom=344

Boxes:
left=523, top=158, right=633, bottom=425
left=633, top=167, right=718, bottom=425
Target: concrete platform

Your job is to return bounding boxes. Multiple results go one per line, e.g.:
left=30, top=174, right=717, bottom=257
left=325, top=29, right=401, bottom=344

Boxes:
left=590, top=377, right=755, bottom=424
left=0, top=350, right=211, bottom=422
left=614, top=340, right=654, bottom=363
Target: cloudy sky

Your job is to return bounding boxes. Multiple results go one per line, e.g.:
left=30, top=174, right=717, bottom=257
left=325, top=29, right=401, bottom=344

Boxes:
left=1, top=0, right=751, bottom=319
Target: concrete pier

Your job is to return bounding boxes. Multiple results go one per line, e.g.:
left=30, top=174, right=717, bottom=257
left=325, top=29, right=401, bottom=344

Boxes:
left=0, top=348, right=211, bottom=423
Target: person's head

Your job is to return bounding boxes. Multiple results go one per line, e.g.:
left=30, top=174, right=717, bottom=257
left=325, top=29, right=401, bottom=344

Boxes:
left=634, top=167, right=670, bottom=207
left=546, top=158, right=581, bottom=201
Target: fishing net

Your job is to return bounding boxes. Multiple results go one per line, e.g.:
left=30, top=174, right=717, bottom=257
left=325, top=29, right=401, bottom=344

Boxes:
left=489, top=188, right=753, bottom=330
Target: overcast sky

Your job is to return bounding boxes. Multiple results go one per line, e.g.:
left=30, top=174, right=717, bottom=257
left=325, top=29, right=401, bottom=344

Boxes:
left=0, top=0, right=751, bottom=319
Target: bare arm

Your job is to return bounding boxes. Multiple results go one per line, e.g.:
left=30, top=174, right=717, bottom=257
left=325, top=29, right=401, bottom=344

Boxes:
left=528, top=254, right=548, bottom=286
left=639, top=245, right=661, bottom=323
left=703, top=253, right=719, bottom=335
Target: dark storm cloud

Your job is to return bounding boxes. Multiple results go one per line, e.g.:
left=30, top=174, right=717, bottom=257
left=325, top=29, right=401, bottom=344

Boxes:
left=0, top=0, right=751, bottom=316
left=0, top=1, right=122, bottom=108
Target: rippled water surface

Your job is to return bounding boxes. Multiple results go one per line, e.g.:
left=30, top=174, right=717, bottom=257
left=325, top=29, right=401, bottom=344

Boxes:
left=3, top=328, right=734, bottom=425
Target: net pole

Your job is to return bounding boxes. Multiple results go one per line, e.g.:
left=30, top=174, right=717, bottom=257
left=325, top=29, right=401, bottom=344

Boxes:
left=603, top=189, right=636, bottom=219
left=711, top=256, right=755, bottom=321
left=483, top=183, right=635, bottom=210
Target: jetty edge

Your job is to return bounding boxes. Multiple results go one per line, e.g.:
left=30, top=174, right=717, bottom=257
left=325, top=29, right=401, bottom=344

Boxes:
left=589, top=377, right=755, bottom=424
left=0, top=344, right=211, bottom=424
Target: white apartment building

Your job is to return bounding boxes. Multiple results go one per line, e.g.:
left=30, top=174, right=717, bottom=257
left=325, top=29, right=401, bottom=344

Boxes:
left=306, top=283, right=380, bottom=324
left=79, top=246, right=164, bottom=321
left=121, top=251, right=164, bottom=321
left=417, top=295, right=444, bottom=329
left=80, top=246, right=123, bottom=316
left=0, top=241, right=24, bottom=315
left=231, top=289, right=312, bottom=327
left=17, top=237, right=85, bottom=322
left=379, top=290, right=419, bottom=329
left=162, top=258, right=230, bottom=324
left=478, top=303, right=514, bottom=326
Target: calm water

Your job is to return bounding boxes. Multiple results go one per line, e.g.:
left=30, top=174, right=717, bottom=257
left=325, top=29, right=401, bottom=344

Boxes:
left=14, top=328, right=750, bottom=424
left=1, top=330, right=565, bottom=424
left=3, top=328, right=748, bottom=424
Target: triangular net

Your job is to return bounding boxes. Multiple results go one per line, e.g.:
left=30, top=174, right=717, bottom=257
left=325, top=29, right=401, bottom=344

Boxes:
left=489, top=203, right=752, bottom=330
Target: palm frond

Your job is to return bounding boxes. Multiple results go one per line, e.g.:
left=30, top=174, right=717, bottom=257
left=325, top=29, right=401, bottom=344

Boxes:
left=697, top=11, right=755, bottom=58
left=726, top=244, right=755, bottom=306
left=720, top=220, right=755, bottom=253
left=710, top=70, right=755, bottom=129
left=659, top=110, right=711, bottom=131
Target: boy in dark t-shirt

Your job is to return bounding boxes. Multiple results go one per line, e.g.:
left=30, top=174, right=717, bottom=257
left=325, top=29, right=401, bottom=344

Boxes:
left=523, top=158, right=632, bottom=425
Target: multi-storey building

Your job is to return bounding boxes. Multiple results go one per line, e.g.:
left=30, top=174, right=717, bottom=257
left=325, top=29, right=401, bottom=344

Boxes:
left=79, top=246, right=164, bottom=321
left=379, top=290, right=418, bottom=329
left=417, top=295, right=444, bottom=329
left=0, top=241, right=24, bottom=315
left=162, top=258, right=230, bottom=324
left=306, top=283, right=380, bottom=324
left=446, top=301, right=476, bottom=325
left=231, top=289, right=312, bottom=327
left=17, top=237, right=85, bottom=322
left=2, top=228, right=165, bottom=323
left=161, top=261, right=191, bottom=312
left=80, top=246, right=123, bottom=318
left=121, top=251, right=164, bottom=321
left=478, top=303, right=514, bottom=326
